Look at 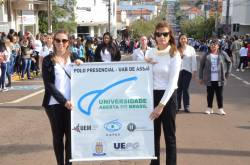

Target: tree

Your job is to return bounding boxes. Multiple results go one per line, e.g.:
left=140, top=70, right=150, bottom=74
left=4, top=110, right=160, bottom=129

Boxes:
left=130, top=0, right=168, bottom=39
left=38, top=11, right=48, bottom=33
left=38, top=0, right=77, bottom=34
left=52, top=0, right=77, bottom=34
left=180, top=16, right=215, bottom=40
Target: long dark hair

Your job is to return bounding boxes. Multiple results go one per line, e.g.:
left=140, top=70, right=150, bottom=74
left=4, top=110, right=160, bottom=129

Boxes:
left=154, top=21, right=177, bottom=57
left=101, top=32, right=116, bottom=55
left=0, top=40, right=6, bottom=52
left=177, top=33, right=187, bottom=57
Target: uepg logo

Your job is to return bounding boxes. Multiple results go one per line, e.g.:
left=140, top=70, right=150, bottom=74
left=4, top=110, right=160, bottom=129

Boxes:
left=113, top=142, right=139, bottom=151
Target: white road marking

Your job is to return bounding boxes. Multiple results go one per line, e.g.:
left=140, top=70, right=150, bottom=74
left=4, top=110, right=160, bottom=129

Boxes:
left=0, top=89, right=44, bottom=105
left=231, top=73, right=250, bottom=86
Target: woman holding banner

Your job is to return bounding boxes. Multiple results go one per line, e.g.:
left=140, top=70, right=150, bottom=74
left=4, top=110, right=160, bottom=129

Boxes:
left=42, top=30, right=82, bottom=165
left=145, top=21, right=181, bottom=165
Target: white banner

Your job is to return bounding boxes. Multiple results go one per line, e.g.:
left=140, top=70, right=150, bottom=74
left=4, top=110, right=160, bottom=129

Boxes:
left=71, top=61, right=155, bottom=162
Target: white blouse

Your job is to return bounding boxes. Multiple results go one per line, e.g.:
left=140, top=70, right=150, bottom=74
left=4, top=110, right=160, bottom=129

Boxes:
left=145, top=46, right=181, bottom=105
left=49, top=57, right=71, bottom=105
left=132, top=47, right=151, bottom=61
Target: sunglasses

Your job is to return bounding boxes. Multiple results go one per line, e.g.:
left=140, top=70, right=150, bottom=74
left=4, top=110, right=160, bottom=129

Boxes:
left=54, top=38, right=69, bottom=44
left=155, top=32, right=169, bottom=37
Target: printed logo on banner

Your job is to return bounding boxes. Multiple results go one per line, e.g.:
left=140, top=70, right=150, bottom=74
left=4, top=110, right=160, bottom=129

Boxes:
left=127, top=122, right=153, bottom=132
left=104, top=119, right=122, bottom=132
left=92, top=141, right=106, bottom=156
left=127, top=123, right=137, bottom=132
left=72, top=123, right=97, bottom=133
left=77, top=76, right=138, bottom=116
left=113, top=142, right=140, bottom=151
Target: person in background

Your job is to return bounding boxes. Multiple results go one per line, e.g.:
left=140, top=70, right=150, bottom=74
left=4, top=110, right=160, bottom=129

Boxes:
left=145, top=21, right=181, bottom=165
left=199, top=39, right=232, bottom=115
left=76, top=37, right=85, bottom=62
left=94, top=32, right=121, bottom=62
left=236, top=42, right=248, bottom=72
left=5, top=38, right=13, bottom=87
left=230, top=36, right=241, bottom=68
left=85, top=38, right=95, bottom=62
left=244, top=34, right=250, bottom=68
left=40, top=33, right=54, bottom=63
left=40, top=33, right=47, bottom=46
left=70, top=39, right=78, bottom=55
left=132, top=35, right=151, bottom=61
left=42, top=30, right=83, bottom=165
left=33, top=33, right=43, bottom=75
left=20, top=37, right=33, bottom=80
left=10, top=36, right=21, bottom=75
left=177, top=34, right=197, bottom=113
left=0, top=39, right=10, bottom=91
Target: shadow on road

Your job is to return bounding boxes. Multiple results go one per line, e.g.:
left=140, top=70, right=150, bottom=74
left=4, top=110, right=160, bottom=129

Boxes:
left=0, top=144, right=52, bottom=155
left=0, top=105, right=43, bottom=111
left=160, top=148, right=250, bottom=157
left=237, top=126, right=250, bottom=130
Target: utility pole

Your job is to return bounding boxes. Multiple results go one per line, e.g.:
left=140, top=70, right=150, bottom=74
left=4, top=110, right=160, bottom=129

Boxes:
left=48, top=0, right=52, bottom=33
left=225, top=0, right=230, bottom=34
left=214, top=0, right=219, bottom=36
left=204, top=2, right=208, bottom=40
left=140, top=0, right=143, bottom=24
left=108, top=0, right=111, bottom=32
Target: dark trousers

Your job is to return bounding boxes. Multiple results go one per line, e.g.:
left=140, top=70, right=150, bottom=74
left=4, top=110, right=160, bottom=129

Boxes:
left=207, top=81, right=223, bottom=109
left=21, top=58, right=31, bottom=79
left=237, top=56, right=248, bottom=69
left=177, top=70, right=192, bottom=110
left=45, top=104, right=72, bottom=165
left=0, top=63, right=7, bottom=89
left=150, top=90, right=177, bottom=165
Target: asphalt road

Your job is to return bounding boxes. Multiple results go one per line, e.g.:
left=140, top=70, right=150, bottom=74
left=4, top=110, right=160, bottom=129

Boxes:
left=0, top=54, right=250, bottom=165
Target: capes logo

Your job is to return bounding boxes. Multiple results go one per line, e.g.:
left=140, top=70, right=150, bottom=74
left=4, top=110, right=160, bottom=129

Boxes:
left=77, top=76, right=138, bottom=116
left=104, top=119, right=122, bottom=132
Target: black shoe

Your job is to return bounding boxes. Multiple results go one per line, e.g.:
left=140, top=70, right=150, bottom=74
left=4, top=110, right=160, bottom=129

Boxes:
left=184, top=109, right=190, bottom=113
left=6, top=83, right=11, bottom=87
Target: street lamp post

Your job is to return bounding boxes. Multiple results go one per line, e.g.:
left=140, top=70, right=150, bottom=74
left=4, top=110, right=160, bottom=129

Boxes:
left=214, top=0, right=219, bottom=36
left=108, top=0, right=111, bottom=32
left=225, top=0, right=230, bottom=35
left=48, top=0, right=52, bottom=33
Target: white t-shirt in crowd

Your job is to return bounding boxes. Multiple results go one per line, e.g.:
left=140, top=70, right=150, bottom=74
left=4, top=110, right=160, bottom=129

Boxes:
left=180, top=45, right=197, bottom=73
left=132, top=47, right=151, bottom=61
left=100, top=49, right=112, bottom=62
left=40, top=45, right=53, bottom=57
left=210, top=53, right=219, bottom=81
left=239, top=47, right=248, bottom=57
left=34, top=39, right=43, bottom=52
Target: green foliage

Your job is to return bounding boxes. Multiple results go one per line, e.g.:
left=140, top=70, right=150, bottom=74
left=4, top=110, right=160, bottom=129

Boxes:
left=180, top=16, right=215, bottom=40
left=38, top=11, right=48, bottom=33
left=130, top=0, right=168, bottom=39
left=52, top=0, right=77, bottom=34
left=38, top=0, right=77, bottom=34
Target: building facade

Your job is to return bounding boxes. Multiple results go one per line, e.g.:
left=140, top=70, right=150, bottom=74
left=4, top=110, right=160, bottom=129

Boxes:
left=75, top=0, right=117, bottom=38
left=221, top=0, right=250, bottom=35
left=0, top=0, right=47, bottom=34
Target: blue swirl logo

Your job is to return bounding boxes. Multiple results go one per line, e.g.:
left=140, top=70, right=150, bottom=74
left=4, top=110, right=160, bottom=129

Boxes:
left=104, top=119, right=122, bottom=132
left=77, top=76, right=138, bottom=116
